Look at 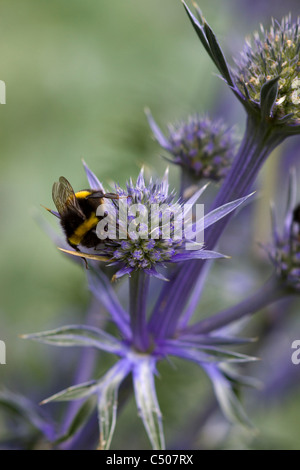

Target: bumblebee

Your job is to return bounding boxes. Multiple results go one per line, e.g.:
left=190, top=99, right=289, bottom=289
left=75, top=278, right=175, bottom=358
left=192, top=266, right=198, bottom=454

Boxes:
left=51, top=176, right=118, bottom=251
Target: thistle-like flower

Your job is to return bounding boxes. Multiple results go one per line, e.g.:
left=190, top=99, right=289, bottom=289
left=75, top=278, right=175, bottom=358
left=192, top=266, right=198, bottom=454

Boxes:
left=266, top=170, right=300, bottom=290
left=23, top=298, right=256, bottom=449
left=160, top=5, right=300, bottom=321
left=53, top=162, right=251, bottom=281
left=25, top=161, right=258, bottom=449
left=183, top=2, right=300, bottom=134
left=233, top=15, right=300, bottom=125
left=146, top=111, right=236, bottom=182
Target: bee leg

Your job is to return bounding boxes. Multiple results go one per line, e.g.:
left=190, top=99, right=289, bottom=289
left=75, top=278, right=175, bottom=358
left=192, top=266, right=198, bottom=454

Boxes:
left=103, top=193, right=120, bottom=200
left=82, top=257, right=89, bottom=270
left=72, top=244, right=89, bottom=270
left=103, top=193, right=129, bottom=200
left=86, top=192, right=128, bottom=201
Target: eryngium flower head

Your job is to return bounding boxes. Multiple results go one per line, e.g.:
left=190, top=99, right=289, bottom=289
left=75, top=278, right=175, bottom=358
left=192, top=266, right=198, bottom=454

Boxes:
left=266, top=170, right=300, bottom=289
left=233, top=15, right=300, bottom=124
left=56, top=162, right=251, bottom=280
left=146, top=112, right=236, bottom=181
left=183, top=3, right=300, bottom=133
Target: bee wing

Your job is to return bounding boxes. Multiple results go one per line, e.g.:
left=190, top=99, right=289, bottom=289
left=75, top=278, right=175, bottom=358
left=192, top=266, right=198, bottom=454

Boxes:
left=52, top=176, right=85, bottom=218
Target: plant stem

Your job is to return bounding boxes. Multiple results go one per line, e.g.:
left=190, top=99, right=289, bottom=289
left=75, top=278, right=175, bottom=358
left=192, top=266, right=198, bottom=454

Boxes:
left=150, top=116, right=286, bottom=339
left=180, top=168, right=199, bottom=200
left=129, top=270, right=150, bottom=351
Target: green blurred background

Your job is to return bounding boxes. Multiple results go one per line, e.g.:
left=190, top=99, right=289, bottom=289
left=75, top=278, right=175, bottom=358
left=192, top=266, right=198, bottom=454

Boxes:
left=1, top=0, right=300, bottom=449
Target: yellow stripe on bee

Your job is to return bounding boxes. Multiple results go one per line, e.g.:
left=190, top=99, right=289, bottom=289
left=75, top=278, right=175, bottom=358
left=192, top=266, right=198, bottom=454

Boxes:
left=75, top=190, right=92, bottom=199
left=68, top=212, right=99, bottom=245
